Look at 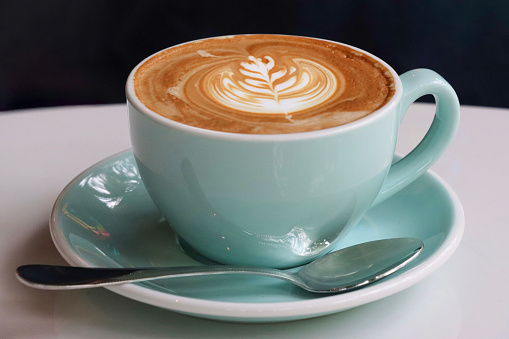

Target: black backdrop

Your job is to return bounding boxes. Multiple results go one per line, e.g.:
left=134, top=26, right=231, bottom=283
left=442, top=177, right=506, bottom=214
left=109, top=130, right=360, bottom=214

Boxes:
left=1, top=0, right=508, bottom=111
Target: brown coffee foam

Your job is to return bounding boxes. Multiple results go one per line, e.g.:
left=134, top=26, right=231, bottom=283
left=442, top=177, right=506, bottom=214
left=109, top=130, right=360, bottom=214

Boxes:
left=134, top=35, right=395, bottom=134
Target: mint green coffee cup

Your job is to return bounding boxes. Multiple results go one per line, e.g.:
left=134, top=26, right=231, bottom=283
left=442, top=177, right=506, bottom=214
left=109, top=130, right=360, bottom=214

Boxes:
left=127, top=35, right=459, bottom=268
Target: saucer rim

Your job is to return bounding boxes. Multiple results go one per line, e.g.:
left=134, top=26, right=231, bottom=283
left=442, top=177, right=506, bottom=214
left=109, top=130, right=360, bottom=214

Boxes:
left=49, top=150, right=465, bottom=322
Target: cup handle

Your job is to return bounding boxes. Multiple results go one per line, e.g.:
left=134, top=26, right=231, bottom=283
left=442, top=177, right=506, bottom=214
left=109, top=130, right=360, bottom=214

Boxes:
left=372, top=69, right=460, bottom=205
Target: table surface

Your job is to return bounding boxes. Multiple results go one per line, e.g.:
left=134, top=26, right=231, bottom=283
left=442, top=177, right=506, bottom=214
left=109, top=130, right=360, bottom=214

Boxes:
left=1, top=103, right=508, bottom=338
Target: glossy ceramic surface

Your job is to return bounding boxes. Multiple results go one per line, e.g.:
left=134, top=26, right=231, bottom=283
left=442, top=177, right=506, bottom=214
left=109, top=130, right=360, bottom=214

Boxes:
left=128, top=43, right=460, bottom=267
left=50, top=150, right=464, bottom=322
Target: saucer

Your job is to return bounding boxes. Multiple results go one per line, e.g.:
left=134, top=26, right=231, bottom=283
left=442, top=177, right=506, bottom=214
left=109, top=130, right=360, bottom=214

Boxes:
left=50, top=150, right=464, bottom=322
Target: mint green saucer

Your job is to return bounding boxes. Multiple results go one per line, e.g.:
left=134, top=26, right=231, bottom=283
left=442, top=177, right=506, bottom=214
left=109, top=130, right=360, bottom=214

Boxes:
left=50, top=150, right=464, bottom=322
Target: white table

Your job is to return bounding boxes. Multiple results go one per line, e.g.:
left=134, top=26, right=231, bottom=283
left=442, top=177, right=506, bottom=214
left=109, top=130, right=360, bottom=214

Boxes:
left=1, top=103, right=508, bottom=338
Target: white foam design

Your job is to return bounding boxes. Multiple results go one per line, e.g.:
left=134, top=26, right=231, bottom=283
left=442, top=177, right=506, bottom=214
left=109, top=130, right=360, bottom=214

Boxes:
left=205, top=55, right=339, bottom=114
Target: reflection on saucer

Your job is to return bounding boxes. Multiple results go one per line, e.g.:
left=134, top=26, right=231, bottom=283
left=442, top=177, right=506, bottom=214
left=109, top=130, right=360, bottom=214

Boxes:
left=50, top=150, right=464, bottom=322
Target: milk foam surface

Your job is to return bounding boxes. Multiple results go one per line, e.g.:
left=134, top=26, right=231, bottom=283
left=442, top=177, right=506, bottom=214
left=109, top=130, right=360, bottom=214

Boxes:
left=134, top=35, right=395, bottom=134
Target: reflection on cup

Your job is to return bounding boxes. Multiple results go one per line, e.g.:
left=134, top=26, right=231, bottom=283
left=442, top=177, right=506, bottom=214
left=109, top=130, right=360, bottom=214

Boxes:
left=127, top=34, right=459, bottom=268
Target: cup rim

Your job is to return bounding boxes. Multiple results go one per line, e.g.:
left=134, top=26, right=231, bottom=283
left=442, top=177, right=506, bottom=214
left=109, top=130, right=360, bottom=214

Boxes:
left=126, top=34, right=403, bottom=141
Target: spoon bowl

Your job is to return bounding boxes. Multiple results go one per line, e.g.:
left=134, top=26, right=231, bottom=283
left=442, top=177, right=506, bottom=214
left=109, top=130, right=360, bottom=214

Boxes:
left=16, top=238, right=423, bottom=294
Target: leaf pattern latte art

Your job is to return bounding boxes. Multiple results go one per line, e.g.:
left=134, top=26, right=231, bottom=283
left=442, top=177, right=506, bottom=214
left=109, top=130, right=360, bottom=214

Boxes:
left=205, top=55, right=340, bottom=114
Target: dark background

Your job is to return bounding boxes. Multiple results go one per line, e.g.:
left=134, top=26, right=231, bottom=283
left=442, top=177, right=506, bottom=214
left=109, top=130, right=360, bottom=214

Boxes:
left=1, top=0, right=508, bottom=111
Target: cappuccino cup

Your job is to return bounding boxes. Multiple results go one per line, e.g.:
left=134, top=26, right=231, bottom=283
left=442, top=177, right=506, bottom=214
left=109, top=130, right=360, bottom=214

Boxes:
left=127, top=34, right=459, bottom=268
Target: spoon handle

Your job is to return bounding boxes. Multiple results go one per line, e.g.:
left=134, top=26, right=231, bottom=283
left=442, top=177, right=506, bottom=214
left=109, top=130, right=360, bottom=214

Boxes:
left=16, top=264, right=291, bottom=290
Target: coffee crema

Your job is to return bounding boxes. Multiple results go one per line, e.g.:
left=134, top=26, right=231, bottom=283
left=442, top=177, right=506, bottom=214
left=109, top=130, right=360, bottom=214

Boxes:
left=134, top=35, right=395, bottom=134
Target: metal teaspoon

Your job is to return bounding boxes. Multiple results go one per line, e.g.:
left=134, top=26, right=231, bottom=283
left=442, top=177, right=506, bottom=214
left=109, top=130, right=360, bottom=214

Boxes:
left=16, top=238, right=423, bottom=293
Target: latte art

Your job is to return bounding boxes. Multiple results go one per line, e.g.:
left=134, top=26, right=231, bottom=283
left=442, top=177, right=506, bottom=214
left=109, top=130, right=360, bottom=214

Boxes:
left=134, top=35, right=395, bottom=134
left=205, top=55, right=340, bottom=114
